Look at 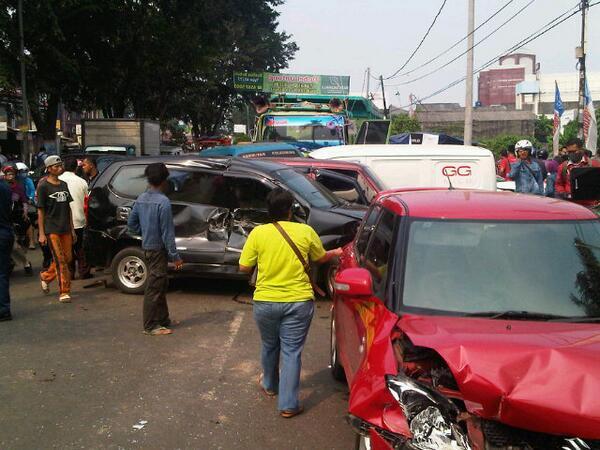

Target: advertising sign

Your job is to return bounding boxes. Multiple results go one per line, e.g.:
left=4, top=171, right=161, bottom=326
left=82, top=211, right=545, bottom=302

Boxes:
left=234, top=72, right=350, bottom=96
left=233, top=72, right=264, bottom=92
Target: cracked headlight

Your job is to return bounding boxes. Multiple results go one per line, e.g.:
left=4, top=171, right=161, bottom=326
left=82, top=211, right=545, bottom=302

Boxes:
left=385, top=374, right=471, bottom=450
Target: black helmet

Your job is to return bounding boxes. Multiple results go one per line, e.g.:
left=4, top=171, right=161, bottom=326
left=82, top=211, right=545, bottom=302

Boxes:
left=536, top=149, right=548, bottom=160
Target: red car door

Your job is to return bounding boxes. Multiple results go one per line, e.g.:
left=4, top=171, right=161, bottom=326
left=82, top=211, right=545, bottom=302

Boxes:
left=334, top=205, right=383, bottom=381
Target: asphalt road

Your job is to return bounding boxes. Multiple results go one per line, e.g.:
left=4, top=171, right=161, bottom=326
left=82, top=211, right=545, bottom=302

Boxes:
left=0, top=257, right=356, bottom=450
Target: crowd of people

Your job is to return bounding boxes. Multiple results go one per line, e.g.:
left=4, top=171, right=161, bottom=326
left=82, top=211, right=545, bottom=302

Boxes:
left=2, top=138, right=599, bottom=417
left=497, top=137, right=600, bottom=199
left=3, top=156, right=342, bottom=418
left=0, top=151, right=99, bottom=321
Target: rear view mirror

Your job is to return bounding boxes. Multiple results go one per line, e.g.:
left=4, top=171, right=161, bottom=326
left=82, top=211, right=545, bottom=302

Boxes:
left=334, top=268, right=373, bottom=297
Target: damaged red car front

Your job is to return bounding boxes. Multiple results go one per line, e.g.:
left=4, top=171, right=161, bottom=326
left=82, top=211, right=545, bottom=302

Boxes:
left=331, top=189, right=600, bottom=450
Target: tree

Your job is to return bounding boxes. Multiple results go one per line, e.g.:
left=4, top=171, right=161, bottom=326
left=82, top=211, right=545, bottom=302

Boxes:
left=0, top=0, right=297, bottom=138
left=390, top=114, right=421, bottom=135
left=479, top=134, right=542, bottom=159
left=560, top=120, right=579, bottom=147
left=534, top=115, right=553, bottom=143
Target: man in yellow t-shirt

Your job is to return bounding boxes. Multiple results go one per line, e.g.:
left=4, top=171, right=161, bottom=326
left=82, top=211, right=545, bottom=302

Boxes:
left=239, top=188, right=342, bottom=418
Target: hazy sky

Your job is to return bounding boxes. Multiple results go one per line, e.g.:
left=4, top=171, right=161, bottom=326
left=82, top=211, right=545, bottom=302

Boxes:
left=276, top=0, right=599, bottom=107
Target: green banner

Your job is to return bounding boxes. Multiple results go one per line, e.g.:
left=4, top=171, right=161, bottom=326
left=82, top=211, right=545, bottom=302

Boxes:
left=233, top=72, right=264, bottom=92
left=233, top=72, right=350, bottom=96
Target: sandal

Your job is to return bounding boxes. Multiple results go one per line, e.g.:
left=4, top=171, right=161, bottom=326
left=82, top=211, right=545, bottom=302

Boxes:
left=144, top=326, right=173, bottom=336
left=258, top=374, right=276, bottom=397
left=280, top=405, right=304, bottom=418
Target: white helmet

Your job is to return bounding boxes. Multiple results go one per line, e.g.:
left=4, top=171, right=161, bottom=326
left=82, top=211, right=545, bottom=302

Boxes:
left=15, top=162, right=28, bottom=171
left=515, top=139, right=533, bottom=151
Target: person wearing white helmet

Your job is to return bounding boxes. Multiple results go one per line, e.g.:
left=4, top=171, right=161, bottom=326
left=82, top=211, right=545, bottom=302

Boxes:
left=508, top=140, right=543, bottom=195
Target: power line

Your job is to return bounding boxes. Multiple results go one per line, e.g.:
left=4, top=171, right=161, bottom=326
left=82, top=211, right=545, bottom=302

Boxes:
left=395, top=0, right=518, bottom=78
left=384, top=0, right=448, bottom=80
left=386, top=0, right=539, bottom=88
left=399, top=3, right=587, bottom=109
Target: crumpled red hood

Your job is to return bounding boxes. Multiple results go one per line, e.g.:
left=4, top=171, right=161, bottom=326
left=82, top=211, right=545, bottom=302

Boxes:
left=399, top=314, right=600, bottom=439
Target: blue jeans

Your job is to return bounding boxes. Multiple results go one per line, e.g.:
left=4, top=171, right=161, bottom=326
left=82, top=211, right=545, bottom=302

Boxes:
left=545, top=172, right=556, bottom=197
left=253, top=300, right=314, bottom=412
left=0, top=230, right=14, bottom=317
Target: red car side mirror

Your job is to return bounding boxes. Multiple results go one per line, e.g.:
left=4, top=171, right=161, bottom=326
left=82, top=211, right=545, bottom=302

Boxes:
left=334, top=268, right=373, bottom=297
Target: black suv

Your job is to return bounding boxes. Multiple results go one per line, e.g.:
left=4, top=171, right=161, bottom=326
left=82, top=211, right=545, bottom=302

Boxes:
left=84, top=156, right=366, bottom=294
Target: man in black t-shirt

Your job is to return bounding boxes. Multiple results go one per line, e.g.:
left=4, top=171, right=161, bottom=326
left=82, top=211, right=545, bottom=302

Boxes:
left=37, top=156, right=75, bottom=303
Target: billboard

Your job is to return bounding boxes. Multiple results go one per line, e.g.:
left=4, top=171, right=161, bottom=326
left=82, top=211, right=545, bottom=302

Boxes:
left=233, top=72, right=350, bottom=96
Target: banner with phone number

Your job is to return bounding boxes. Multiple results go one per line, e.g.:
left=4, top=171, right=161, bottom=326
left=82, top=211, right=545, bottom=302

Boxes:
left=233, top=72, right=350, bottom=96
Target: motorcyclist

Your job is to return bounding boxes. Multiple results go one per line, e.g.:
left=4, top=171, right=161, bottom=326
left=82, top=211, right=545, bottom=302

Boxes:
left=508, top=140, right=543, bottom=195
left=555, top=138, right=600, bottom=207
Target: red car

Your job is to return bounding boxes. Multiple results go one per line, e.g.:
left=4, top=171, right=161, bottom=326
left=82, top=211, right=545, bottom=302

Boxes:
left=331, top=189, right=600, bottom=450
left=267, top=158, right=385, bottom=206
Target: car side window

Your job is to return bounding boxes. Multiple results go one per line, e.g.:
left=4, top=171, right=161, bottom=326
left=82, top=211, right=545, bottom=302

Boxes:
left=227, top=177, right=272, bottom=210
left=363, top=209, right=395, bottom=299
left=317, top=173, right=360, bottom=203
left=167, top=169, right=227, bottom=205
left=109, top=166, right=228, bottom=205
left=355, top=205, right=381, bottom=258
left=109, top=165, right=147, bottom=198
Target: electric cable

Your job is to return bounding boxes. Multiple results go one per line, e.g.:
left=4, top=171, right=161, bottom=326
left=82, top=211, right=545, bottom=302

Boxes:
left=384, top=0, right=448, bottom=80
left=386, top=0, right=541, bottom=88
left=393, top=0, right=518, bottom=78
left=399, top=3, right=588, bottom=108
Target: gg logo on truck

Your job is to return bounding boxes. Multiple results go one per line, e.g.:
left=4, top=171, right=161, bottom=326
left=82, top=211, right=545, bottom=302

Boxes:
left=442, top=166, right=472, bottom=177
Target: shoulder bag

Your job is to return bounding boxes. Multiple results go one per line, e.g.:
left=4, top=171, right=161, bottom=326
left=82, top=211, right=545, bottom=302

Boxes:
left=273, top=222, right=325, bottom=297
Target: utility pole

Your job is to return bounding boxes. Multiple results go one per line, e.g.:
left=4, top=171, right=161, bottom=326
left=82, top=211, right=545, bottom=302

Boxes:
left=18, top=0, right=31, bottom=164
left=380, top=75, right=388, bottom=119
left=55, top=100, right=61, bottom=156
left=464, top=0, right=475, bottom=146
left=576, top=0, right=589, bottom=139
left=366, top=67, right=371, bottom=98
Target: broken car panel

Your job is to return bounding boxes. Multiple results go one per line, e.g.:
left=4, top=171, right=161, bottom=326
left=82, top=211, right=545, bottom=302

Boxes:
left=84, top=156, right=366, bottom=294
left=332, top=189, right=600, bottom=450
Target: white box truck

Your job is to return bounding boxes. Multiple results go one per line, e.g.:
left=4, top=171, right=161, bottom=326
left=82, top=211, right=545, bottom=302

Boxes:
left=82, top=119, right=160, bottom=157
left=309, top=144, right=498, bottom=191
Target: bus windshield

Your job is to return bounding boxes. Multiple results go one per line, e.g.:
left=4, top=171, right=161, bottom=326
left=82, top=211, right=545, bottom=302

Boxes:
left=262, top=115, right=345, bottom=147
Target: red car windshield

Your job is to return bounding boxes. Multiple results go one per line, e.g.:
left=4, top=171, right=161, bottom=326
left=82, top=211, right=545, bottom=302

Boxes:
left=401, top=219, right=600, bottom=319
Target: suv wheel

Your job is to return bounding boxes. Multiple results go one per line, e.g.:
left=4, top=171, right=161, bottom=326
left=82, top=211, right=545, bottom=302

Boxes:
left=111, top=247, right=148, bottom=294
left=330, top=314, right=346, bottom=382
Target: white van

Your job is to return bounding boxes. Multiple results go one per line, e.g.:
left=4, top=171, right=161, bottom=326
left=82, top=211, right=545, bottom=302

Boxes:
left=309, top=144, right=497, bottom=191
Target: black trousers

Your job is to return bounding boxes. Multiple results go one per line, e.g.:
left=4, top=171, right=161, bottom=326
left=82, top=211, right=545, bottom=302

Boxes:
left=71, top=228, right=90, bottom=278
left=143, top=249, right=171, bottom=332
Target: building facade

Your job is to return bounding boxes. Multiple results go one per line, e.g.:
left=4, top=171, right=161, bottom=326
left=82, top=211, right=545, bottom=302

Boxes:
left=516, top=72, right=600, bottom=116
left=478, top=54, right=537, bottom=107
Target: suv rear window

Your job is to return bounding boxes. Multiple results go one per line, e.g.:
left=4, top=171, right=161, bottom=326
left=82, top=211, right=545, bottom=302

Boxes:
left=109, top=165, right=147, bottom=198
